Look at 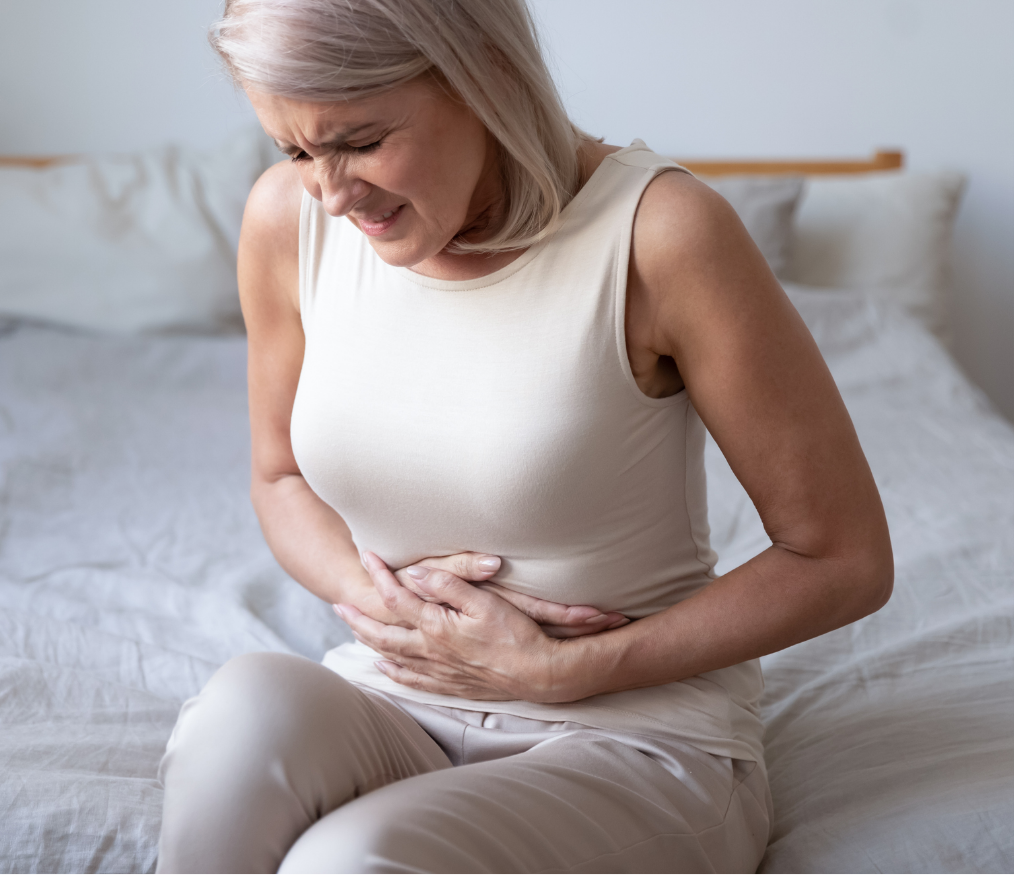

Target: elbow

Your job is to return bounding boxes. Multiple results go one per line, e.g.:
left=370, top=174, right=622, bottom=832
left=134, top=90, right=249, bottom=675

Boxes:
left=250, top=466, right=300, bottom=508
left=249, top=470, right=287, bottom=529
left=849, top=530, right=895, bottom=619
left=249, top=468, right=307, bottom=534
left=865, top=558, right=894, bottom=615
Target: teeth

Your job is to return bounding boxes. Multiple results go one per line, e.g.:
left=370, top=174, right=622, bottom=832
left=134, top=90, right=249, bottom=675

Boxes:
left=381, top=210, right=394, bottom=219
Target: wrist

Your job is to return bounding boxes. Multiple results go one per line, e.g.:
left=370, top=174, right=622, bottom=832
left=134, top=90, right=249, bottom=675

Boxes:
left=526, top=636, right=600, bottom=704
left=333, top=563, right=406, bottom=627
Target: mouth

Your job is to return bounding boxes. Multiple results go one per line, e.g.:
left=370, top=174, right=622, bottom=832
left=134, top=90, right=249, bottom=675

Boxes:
left=357, top=204, right=405, bottom=237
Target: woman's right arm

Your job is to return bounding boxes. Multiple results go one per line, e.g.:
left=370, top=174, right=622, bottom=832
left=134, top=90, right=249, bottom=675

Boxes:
left=239, top=161, right=406, bottom=623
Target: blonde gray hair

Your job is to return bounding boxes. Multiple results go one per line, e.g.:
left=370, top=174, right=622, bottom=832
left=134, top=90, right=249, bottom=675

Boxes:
left=209, top=0, right=596, bottom=253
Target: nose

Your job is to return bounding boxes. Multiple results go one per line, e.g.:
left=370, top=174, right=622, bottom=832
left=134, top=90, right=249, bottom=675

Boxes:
left=316, top=164, right=370, bottom=218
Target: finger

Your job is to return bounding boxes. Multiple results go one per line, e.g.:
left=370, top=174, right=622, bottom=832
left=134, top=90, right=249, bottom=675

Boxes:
left=332, top=601, right=416, bottom=630
left=392, top=568, right=444, bottom=601
left=375, top=660, right=462, bottom=695
left=403, top=551, right=502, bottom=583
left=402, top=566, right=499, bottom=619
left=362, top=552, right=434, bottom=625
left=336, top=603, right=421, bottom=657
left=540, top=616, right=632, bottom=639
left=375, top=660, right=513, bottom=700
left=477, top=583, right=624, bottom=628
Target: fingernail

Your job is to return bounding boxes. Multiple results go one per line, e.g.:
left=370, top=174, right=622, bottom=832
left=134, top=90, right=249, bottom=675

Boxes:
left=608, top=618, right=631, bottom=629
left=405, top=565, right=428, bottom=580
left=375, top=660, right=397, bottom=673
left=584, top=613, right=609, bottom=624
left=333, top=604, right=347, bottom=620
left=478, top=555, right=501, bottom=572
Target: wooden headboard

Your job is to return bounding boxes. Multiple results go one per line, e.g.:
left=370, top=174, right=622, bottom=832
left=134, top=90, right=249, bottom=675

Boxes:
left=674, top=149, right=903, bottom=177
left=0, top=155, right=75, bottom=168
left=1, top=148, right=905, bottom=175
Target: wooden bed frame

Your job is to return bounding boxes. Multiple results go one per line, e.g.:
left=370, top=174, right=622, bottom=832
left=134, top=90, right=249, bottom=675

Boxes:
left=0, top=155, right=78, bottom=168
left=0, top=149, right=904, bottom=175
left=676, top=149, right=903, bottom=177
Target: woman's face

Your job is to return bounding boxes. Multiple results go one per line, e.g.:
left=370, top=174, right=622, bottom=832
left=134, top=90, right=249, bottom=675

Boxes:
left=247, top=76, right=499, bottom=270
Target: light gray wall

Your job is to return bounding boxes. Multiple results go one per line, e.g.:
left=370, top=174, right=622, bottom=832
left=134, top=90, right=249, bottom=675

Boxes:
left=533, top=0, right=1014, bottom=422
left=0, top=0, right=256, bottom=154
left=2, top=0, right=1012, bottom=420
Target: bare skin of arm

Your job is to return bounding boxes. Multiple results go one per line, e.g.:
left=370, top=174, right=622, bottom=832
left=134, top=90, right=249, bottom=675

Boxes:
left=240, top=160, right=626, bottom=637
left=340, top=166, right=894, bottom=701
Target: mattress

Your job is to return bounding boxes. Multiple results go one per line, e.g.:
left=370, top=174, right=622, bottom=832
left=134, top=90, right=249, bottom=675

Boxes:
left=0, top=286, right=1011, bottom=873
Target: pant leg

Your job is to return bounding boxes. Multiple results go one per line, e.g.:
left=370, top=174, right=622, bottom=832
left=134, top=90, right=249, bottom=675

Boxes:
left=156, top=652, right=451, bottom=874
left=278, top=730, right=771, bottom=874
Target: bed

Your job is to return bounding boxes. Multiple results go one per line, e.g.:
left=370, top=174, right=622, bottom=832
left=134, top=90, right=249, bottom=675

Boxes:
left=1, top=138, right=1011, bottom=873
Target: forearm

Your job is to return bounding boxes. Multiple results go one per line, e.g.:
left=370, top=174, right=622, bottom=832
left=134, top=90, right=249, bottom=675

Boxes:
left=548, top=543, right=893, bottom=702
left=252, top=473, right=402, bottom=624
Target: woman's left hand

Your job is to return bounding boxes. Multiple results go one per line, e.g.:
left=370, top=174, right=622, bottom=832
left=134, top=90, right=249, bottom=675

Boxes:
left=335, top=552, right=579, bottom=702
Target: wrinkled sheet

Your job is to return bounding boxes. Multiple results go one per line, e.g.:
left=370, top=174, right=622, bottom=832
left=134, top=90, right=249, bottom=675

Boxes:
left=0, top=323, right=350, bottom=873
left=716, top=287, right=1014, bottom=873
left=0, top=286, right=1012, bottom=873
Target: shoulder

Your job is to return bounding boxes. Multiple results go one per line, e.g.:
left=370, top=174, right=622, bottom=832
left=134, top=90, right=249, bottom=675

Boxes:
left=238, top=159, right=304, bottom=312
left=629, top=166, right=774, bottom=318
left=242, top=158, right=304, bottom=250
left=625, top=164, right=782, bottom=356
left=631, top=169, right=750, bottom=281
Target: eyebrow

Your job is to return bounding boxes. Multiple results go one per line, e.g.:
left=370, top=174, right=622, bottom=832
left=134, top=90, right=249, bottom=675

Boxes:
left=272, top=123, right=376, bottom=156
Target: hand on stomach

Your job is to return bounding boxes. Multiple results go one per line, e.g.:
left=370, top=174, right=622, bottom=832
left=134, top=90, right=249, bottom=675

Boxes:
left=334, top=551, right=630, bottom=701
left=362, top=551, right=629, bottom=638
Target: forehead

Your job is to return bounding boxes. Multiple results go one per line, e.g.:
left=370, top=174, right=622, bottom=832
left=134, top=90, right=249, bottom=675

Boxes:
left=245, top=80, right=436, bottom=146
left=245, top=92, right=369, bottom=143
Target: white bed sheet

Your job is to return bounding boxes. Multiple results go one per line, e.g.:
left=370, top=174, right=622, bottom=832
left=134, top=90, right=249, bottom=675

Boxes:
left=0, top=325, right=350, bottom=873
left=0, top=286, right=1011, bottom=873
left=718, top=287, right=1014, bottom=872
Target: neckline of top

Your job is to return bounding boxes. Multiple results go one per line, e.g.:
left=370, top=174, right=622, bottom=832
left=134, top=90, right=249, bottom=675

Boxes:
left=389, top=139, right=651, bottom=292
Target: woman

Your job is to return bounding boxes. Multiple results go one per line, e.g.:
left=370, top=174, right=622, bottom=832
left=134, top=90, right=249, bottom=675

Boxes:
left=157, top=0, right=893, bottom=871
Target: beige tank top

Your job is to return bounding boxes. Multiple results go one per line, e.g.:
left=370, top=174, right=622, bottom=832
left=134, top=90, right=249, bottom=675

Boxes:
left=293, top=141, right=765, bottom=765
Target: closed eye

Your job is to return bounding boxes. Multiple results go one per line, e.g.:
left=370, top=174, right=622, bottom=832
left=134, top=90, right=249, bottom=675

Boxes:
left=350, top=139, right=383, bottom=154
left=289, top=140, right=381, bottom=163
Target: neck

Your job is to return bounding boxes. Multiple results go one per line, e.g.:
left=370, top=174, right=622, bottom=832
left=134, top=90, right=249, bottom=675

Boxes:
left=409, top=140, right=617, bottom=283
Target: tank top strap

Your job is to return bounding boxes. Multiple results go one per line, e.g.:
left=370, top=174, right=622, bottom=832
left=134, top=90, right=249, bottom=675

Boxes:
left=604, top=138, right=692, bottom=177
left=561, top=140, right=693, bottom=283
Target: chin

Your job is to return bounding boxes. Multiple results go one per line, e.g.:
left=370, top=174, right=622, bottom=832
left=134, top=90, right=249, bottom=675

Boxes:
left=365, top=234, right=441, bottom=270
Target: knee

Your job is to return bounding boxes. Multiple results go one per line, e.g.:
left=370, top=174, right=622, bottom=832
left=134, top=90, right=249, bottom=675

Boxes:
left=178, top=653, right=311, bottom=744
left=279, top=807, right=427, bottom=875
left=202, top=650, right=361, bottom=724
left=200, top=651, right=327, bottom=720
left=158, top=654, right=361, bottom=874
left=160, top=652, right=358, bottom=785
left=279, top=784, right=482, bottom=875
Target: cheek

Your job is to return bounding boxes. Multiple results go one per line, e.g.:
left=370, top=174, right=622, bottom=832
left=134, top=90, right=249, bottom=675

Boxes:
left=393, top=156, right=471, bottom=225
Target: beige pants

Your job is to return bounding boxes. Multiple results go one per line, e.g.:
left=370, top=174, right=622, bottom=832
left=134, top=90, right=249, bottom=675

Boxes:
left=157, top=653, right=771, bottom=873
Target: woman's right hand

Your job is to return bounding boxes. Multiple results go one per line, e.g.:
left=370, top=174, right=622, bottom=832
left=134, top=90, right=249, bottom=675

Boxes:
left=389, top=553, right=629, bottom=639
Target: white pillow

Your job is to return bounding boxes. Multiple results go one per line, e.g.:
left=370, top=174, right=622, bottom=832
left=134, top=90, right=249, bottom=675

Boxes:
left=700, top=175, right=804, bottom=277
left=786, top=171, right=966, bottom=338
left=0, top=127, right=279, bottom=334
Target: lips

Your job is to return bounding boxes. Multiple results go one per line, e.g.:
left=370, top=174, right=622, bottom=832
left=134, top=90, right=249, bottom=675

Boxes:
left=358, top=204, right=404, bottom=237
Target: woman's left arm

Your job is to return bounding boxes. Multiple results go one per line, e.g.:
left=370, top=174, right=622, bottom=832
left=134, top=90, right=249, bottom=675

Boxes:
left=558, top=170, right=895, bottom=699
left=339, top=171, right=894, bottom=703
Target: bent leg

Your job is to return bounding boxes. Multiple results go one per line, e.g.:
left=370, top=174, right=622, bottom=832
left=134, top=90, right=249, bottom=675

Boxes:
left=156, top=652, right=450, bottom=874
left=279, top=730, right=770, bottom=874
